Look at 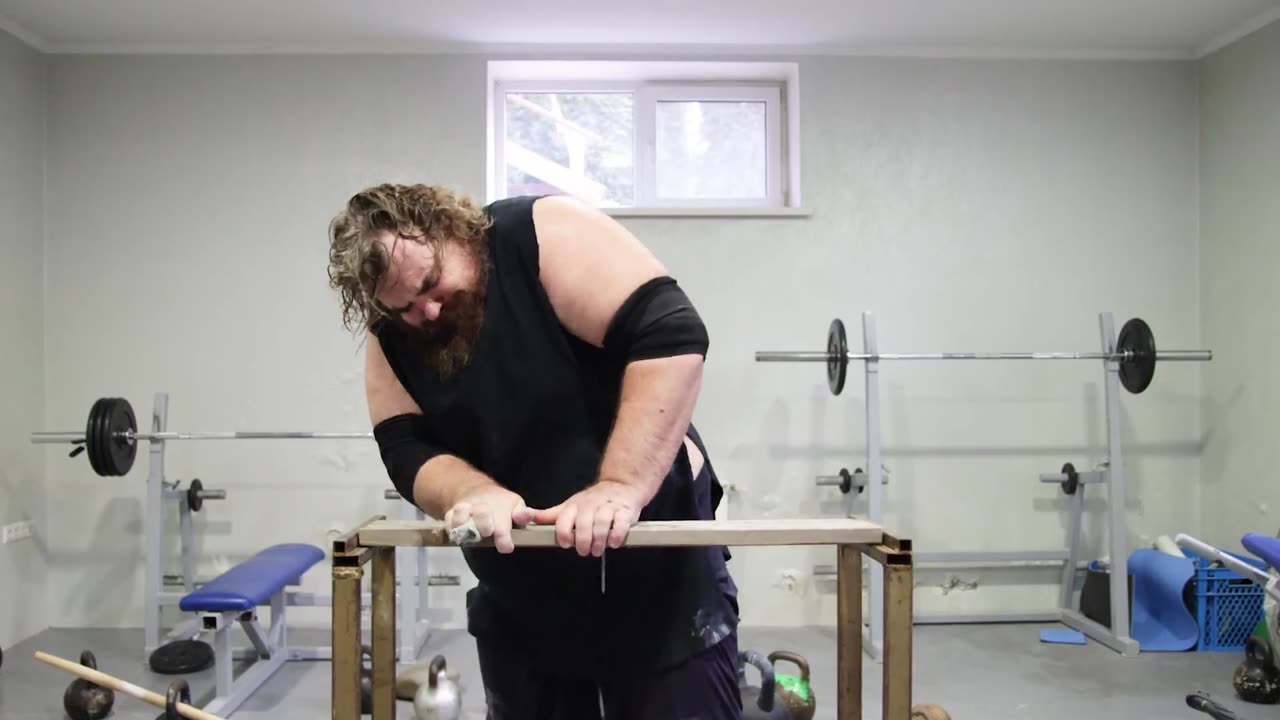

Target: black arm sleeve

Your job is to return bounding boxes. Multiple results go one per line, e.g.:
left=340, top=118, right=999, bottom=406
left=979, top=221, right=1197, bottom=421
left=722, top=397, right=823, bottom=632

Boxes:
left=602, top=276, right=709, bottom=361
left=372, top=413, right=444, bottom=503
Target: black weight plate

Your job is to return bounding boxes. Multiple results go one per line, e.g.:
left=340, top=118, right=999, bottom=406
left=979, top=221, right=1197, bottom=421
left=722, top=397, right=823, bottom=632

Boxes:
left=1117, top=318, right=1156, bottom=394
left=85, top=398, right=112, bottom=476
left=187, top=479, right=203, bottom=512
left=104, top=398, right=138, bottom=476
left=1060, top=462, right=1079, bottom=495
left=149, top=639, right=214, bottom=675
left=827, top=318, right=848, bottom=396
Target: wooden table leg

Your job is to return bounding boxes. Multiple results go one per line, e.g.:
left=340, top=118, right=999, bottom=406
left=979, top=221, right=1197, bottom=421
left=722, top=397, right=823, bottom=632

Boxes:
left=881, top=548, right=913, bottom=720
left=371, top=546, right=397, bottom=720
left=837, top=544, right=863, bottom=720
left=332, top=560, right=364, bottom=720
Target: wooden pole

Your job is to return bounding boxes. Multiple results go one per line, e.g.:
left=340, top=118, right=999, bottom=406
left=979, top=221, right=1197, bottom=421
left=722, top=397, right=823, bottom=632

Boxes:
left=33, top=651, right=227, bottom=720
left=332, top=556, right=365, bottom=720
left=837, top=544, right=864, bottom=720
left=357, top=517, right=883, bottom=548
left=882, top=549, right=914, bottom=720
left=371, top=545, right=397, bottom=720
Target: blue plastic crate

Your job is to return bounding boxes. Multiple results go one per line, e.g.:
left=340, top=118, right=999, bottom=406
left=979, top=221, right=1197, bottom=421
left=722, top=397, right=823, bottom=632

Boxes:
left=1191, top=550, right=1267, bottom=652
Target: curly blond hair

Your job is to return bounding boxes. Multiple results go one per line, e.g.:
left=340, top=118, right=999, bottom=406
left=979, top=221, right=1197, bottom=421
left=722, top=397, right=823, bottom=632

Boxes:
left=327, top=183, right=492, bottom=332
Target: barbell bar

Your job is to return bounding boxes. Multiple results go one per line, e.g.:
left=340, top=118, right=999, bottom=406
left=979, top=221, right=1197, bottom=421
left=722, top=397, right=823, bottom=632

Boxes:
left=30, top=396, right=373, bottom=477
left=755, top=316, right=1212, bottom=396
left=31, top=431, right=373, bottom=442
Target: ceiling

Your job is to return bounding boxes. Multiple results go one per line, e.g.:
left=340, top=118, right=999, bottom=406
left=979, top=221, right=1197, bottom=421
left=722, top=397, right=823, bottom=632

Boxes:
left=1, top=0, right=1278, bottom=58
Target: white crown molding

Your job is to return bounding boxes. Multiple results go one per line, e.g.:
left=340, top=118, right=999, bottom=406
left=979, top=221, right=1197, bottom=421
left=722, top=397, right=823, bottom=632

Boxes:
left=38, top=39, right=1196, bottom=61
left=0, top=9, right=48, bottom=52
left=1196, top=4, right=1280, bottom=58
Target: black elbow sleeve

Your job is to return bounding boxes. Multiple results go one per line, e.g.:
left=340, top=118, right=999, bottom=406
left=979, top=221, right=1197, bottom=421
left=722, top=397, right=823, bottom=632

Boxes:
left=372, top=413, right=442, bottom=503
left=603, top=276, right=709, bottom=361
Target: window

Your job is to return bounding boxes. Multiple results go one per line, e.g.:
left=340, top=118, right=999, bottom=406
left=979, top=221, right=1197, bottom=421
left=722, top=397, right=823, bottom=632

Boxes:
left=488, top=61, right=800, bottom=213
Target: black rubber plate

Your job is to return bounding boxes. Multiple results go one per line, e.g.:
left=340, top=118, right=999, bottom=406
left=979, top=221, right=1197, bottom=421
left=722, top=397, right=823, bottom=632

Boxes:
left=827, top=318, right=848, bottom=396
left=85, top=397, right=138, bottom=476
left=1117, top=318, right=1156, bottom=394
left=149, top=639, right=214, bottom=675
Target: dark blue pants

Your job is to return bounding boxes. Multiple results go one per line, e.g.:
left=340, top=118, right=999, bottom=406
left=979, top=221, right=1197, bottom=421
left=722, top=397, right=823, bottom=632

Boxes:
left=477, top=631, right=744, bottom=720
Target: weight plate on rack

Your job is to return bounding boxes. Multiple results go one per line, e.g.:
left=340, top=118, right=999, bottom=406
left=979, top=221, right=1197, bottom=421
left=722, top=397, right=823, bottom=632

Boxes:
left=106, top=398, right=138, bottom=476
left=85, top=398, right=111, bottom=476
left=187, top=479, right=203, bottom=512
left=1117, top=317, right=1156, bottom=394
left=149, top=639, right=214, bottom=675
left=1060, top=462, right=1079, bottom=495
left=85, top=397, right=137, bottom=477
left=827, top=318, right=848, bottom=396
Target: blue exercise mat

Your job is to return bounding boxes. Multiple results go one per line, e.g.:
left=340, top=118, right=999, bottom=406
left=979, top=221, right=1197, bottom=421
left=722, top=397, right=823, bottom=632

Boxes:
left=1128, top=548, right=1199, bottom=651
left=1242, top=533, right=1280, bottom=571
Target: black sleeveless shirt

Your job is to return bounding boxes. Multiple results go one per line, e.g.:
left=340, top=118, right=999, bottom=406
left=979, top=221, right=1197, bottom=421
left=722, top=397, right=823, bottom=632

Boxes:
left=372, top=195, right=738, bottom=675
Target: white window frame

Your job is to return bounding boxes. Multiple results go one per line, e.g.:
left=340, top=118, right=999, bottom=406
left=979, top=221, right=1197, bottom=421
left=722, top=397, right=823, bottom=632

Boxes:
left=492, top=79, right=639, bottom=209
left=634, top=84, right=783, bottom=209
left=488, top=62, right=800, bottom=215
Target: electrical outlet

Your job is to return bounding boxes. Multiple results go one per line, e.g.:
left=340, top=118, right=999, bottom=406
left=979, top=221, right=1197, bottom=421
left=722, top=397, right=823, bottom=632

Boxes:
left=1, top=521, right=32, bottom=544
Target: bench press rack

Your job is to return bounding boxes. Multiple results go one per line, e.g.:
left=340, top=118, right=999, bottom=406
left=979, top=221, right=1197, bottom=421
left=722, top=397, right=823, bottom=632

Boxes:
left=28, top=390, right=453, bottom=716
left=127, top=392, right=439, bottom=668
left=757, top=311, right=1212, bottom=661
left=330, top=516, right=934, bottom=720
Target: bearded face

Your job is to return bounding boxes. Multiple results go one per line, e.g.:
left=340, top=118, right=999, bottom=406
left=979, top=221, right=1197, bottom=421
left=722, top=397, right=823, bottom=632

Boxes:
left=374, top=232, right=490, bottom=378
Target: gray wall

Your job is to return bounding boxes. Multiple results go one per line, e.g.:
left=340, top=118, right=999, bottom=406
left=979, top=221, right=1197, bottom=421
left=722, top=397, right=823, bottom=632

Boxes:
left=0, top=26, right=46, bottom=648
left=1198, top=20, right=1280, bottom=550
left=39, top=52, right=1202, bottom=628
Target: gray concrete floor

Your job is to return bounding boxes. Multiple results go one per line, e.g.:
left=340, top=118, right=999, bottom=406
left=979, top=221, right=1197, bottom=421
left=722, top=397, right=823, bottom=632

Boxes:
left=0, top=623, right=1258, bottom=719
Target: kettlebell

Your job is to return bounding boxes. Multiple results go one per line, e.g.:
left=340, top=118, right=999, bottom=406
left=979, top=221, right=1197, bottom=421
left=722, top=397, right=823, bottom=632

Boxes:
left=63, top=650, right=115, bottom=720
left=768, top=651, right=816, bottom=720
left=155, top=678, right=191, bottom=720
left=1233, top=635, right=1280, bottom=704
left=413, top=655, right=462, bottom=720
left=738, top=650, right=784, bottom=719
left=910, top=703, right=952, bottom=720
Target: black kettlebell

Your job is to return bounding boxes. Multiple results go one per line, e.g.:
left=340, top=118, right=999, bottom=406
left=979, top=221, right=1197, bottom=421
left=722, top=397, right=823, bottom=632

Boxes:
left=1233, top=636, right=1280, bottom=704
left=155, top=679, right=191, bottom=720
left=738, top=650, right=788, bottom=719
left=63, top=650, right=115, bottom=720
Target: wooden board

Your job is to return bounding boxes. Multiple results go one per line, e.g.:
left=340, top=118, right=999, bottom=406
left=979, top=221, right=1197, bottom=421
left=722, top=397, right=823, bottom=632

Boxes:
left=357, top=517, right=884, bottom=548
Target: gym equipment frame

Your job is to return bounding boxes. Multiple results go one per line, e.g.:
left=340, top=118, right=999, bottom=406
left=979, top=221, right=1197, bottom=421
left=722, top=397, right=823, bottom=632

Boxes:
left=756, top=311, right=1213, bottom=660
left=329, top=516, right=931, bottom=720
left=31, top=392, right=442, bottom=714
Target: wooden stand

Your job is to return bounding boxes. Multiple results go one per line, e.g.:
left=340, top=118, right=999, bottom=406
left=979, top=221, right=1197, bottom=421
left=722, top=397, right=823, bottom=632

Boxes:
left=330, top=517, right=917, bottom=720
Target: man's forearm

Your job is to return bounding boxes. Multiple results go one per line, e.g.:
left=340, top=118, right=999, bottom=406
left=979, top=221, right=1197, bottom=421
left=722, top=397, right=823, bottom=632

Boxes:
left=597, top=354, right=704, bottom=505
left=412, top=454, right=499, bottom=520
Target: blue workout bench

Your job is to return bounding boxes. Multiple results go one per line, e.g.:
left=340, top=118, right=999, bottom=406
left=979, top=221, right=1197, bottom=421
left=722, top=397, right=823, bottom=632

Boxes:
left=177, top=543, right=325, bottom=716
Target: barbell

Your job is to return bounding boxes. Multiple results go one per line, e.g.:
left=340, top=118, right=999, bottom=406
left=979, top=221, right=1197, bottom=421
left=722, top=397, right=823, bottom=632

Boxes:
left=755, top=317, right=1212, bottom=396
left=30, top=396, right=373, bottom=477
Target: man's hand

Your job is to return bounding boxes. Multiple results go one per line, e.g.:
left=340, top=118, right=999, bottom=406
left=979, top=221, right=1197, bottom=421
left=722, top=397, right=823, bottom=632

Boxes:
left=531, top=480, right=646, bottom=557
left=445, top=486, right=535, bottom=554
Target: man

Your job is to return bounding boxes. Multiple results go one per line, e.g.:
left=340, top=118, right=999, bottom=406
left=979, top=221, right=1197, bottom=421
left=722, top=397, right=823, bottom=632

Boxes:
left=327, top=184, right=741, bottom=719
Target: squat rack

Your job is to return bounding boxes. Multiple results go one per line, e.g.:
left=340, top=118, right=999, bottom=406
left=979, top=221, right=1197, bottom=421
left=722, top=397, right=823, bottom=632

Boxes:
left=756, top=311, right=1213, bottom=660
left=31, top=391, right=445, bottom=667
